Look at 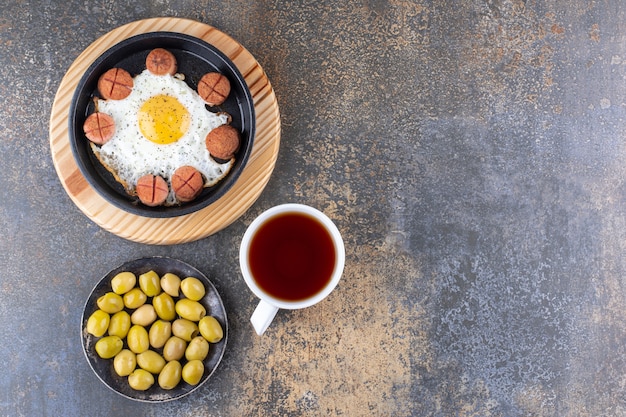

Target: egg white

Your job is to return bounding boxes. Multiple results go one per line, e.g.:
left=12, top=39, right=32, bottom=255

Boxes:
left=92, top=69, right=232, bottom=205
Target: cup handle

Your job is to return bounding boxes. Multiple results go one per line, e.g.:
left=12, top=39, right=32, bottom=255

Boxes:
left=250, top=299, right=279, bottom=335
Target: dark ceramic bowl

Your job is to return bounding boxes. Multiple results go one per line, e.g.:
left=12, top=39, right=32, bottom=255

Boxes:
left=81, top=257, right=228, bottom=402
left=69, top=32, right=255, bottom=217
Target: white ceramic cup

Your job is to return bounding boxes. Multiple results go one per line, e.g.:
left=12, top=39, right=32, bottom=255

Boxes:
left=239, top=204, right=345, bottom=335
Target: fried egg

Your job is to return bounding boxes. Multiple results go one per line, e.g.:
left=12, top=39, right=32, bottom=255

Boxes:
left=92, top=69, right=231, bottom=205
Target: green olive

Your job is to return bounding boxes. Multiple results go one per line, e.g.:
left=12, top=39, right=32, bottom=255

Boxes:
left=95, top=335, right=123, bottom=359
left=162, top=336, right=187, bottom=361
left=153, top=292, right=176, bottom=321
left=185, top=336, right=209, bottom=361
left=113, top=349, right=136, bottom=377
left=182, top=359, right=204, bottom=386
left=90, top=267, right=219, bottom=393
left=131, top=304, right=157, bottom=327
left=149, top=320, right=171, bottom=349
left=158, top=360, right=182, bottom=390
left=86, top=309, right=110, bottom=337
left=136, top=350, right=166, bottom=374
left=128, top=369, right=154, bottom=391
left=139, top=270, right=161, bottom=297
left=172, top=318, right=199, bottom=342
left=110, top=271, right=136, bottom=295
left=198, top=316, right=224, bottom=343
left=127, top=325, right=150, bottom=354
left=123, top=288, right=147, bottom=309
left=96, top=292, right=124, bottom=314
left=175, top=299, right=206, bottom=322
left=160, top=272, right=181, bottom=297
left=108, top=310, right=131, bottom=338
left=180, top=277, right=206, bottom=301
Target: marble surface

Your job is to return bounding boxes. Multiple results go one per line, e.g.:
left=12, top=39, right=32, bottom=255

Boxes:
left=1, top=0, right=625, bottom=416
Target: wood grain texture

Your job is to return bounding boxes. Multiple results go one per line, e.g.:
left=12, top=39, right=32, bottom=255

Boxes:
left=49, top=17, right=281, bottom=245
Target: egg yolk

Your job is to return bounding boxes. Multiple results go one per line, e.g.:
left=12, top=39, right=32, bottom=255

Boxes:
left=138, top=94, right=190, bottom=144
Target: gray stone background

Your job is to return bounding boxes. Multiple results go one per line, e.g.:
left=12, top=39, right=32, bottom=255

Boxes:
left=1, top=0, right=625, bottom=416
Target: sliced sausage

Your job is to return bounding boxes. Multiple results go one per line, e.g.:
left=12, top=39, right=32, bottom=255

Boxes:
left=205, top=124, right=240, bottom=161
left=146, top=48, right=177, bottom=76
left=171, top=166, right=204, bottom=202
left=83, top=112, right=115, bottom=145
left=98, top=68, right=133, bottom=100
left=197, top=72, right=230, bottom=106
left=136, top=174, right=169, bottom=207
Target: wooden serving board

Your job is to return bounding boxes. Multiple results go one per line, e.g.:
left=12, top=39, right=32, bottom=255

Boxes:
left=49, top=18, right=281, bottom=245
